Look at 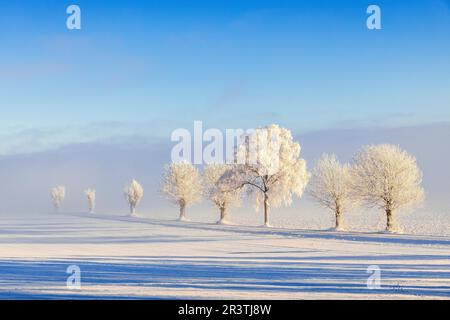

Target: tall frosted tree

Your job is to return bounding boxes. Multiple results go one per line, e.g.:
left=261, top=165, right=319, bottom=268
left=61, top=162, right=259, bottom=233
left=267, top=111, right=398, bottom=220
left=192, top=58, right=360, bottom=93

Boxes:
left=203, top=164, right=242, bottom=224
left=228, top=124, right=310, bottom=227
left=85, top=189, right=96, bottom=214
left=353, top=144, right=425, bottom=232
left=308, top=154, right=356, bottom=230
left=162, top=161, right=202, bottom=221
left=124, top=180, right=144, bottom=216
left=51, top=186, right=66, bottom=212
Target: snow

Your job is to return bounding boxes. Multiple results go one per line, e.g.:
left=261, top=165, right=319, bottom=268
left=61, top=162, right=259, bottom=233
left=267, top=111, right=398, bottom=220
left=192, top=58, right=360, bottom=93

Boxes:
left=0, top=212, right=449, bottom=299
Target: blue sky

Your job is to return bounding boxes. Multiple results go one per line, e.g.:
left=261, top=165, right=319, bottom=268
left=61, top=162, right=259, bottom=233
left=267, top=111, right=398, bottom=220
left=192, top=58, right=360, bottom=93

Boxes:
left=0, top=0, right=449, bottom=154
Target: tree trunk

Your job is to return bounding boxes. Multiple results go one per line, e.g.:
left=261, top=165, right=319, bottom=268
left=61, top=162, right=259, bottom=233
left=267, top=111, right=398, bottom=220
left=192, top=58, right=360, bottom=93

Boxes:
left=218, top=205, right=228, bottom=224
left=264, top=193, right=270, bottom=227
left=386, top=209, right=395, bottom=232
left=335, top=207, right=342, bottom=230
left=130, top=203, right=135, bottom=216
left=179, top=202, right=186, bottom=220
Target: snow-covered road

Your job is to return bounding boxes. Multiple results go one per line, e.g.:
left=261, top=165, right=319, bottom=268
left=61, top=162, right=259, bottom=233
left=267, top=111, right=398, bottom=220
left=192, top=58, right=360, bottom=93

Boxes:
left=0, top=212, right=449, bottom=299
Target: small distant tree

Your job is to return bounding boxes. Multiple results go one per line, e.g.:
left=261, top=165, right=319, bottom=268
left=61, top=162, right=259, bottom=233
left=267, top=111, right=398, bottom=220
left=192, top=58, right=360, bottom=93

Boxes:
left=124, top=180, right=144, bottom=216
left=85, top=189, right=96, bottom=213
left=352, top=144, right=425, bottom=232
left=162, top=162, right=202, bottom=221
left=51, top=186, right=66, bottom=212
left=228, top=124, right=310, bottom=227
left=203, top=164, right=242, bottom=224
left=308, top=154, right=356, bottom=230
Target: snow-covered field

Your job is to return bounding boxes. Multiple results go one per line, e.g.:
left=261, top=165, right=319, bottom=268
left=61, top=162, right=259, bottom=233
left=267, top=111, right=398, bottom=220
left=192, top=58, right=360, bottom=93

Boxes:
left=0, top=212, right=449, bottom=299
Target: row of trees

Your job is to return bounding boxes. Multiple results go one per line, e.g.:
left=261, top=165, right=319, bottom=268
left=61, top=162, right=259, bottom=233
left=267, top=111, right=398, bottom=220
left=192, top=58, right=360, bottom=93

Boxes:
left=308, top=146, right=424, bottom=231
left=159, top=125, right=424, bottom=232
left=51, top=124, right=425, bottom=233
left=51, top=186, right=97, bottom=213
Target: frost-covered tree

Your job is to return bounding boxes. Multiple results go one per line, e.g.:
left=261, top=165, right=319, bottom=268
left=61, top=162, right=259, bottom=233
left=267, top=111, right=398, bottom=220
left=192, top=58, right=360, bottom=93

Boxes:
left=51, top=186, right=66, bottom=212
left=162, top=161, right=202, bottom=221
left=203, top=164, right=242, bottom=224
left=85, top=189, right=96, bottom=214
left=228, top=124, right=310, bottom=227
left=352, top=144, right=425, bottom=232
left=124, top=180, right=144, bottom=216
left=308, top=154, right=356, bottom=230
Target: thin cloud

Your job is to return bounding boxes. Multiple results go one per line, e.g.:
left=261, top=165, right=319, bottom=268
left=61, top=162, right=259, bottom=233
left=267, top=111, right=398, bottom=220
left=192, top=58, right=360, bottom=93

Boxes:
left=0, top=121, right=165, bottom=157
left=0, top=62, right=71, bottom=79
